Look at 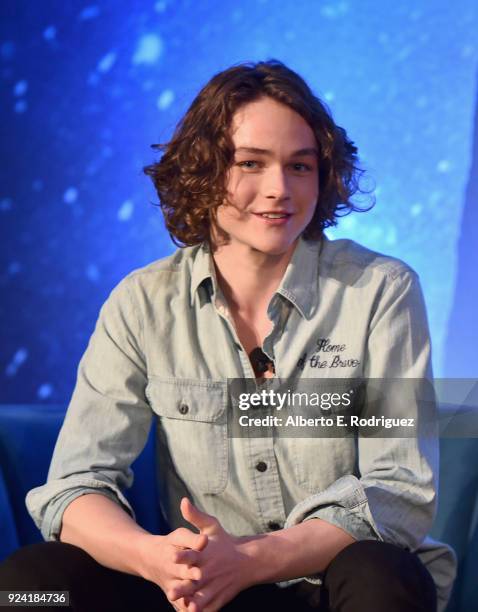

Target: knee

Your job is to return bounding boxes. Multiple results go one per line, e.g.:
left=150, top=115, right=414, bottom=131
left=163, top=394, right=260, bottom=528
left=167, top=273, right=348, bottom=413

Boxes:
left=328, top=540, right=419, bottom=582
left=325, top=540, right=436, bottom=611
left=0, top=541, right=96, bottom=590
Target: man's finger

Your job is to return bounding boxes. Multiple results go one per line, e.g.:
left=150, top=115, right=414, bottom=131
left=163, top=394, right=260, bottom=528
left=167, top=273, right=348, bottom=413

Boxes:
left=168, top=579, right=198, bottom=602
left=173, top=548, right=201, bottom=567
left=169, top=527, right=208, bottom=551
left=177, top=562, right=202, bottom=582
left=186, top=599, right=200, bottom=612
left=190, top=588, right=213, bottom=610
left=172, top=597, right=189, bottom=612
left=180, top=497, right=219, bottom=533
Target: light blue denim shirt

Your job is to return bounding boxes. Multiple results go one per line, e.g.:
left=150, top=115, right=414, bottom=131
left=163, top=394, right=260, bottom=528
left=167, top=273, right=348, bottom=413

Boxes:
left=26, top=236, right=456, bottom=609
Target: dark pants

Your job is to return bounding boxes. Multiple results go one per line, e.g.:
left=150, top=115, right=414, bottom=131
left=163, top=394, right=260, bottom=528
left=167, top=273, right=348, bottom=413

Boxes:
left=0, top=539, right=437, bottom=611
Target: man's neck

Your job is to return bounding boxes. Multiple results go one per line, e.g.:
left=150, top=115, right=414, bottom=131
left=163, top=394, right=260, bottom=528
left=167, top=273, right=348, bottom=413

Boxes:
left=211, top=240, right=298, bottom=317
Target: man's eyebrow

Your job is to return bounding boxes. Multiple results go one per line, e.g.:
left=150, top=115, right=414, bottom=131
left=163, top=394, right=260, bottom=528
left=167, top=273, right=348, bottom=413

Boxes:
left=234, top=146, right=318, bottom=157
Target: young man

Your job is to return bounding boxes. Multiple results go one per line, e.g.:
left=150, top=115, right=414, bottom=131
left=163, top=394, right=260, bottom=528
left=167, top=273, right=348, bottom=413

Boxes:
left=1, top=61, right=455, bottom=611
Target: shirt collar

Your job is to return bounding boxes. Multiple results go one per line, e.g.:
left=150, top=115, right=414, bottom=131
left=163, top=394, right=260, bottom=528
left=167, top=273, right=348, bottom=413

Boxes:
left=190, top=241, right=217, bottom=305
left=190, top=235, right=322, bottom=318
left=275, top=235, right=322, bottom=319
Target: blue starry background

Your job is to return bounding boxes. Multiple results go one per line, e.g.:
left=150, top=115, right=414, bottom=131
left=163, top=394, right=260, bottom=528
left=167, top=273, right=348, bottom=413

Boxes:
left=1, top=0, right=477, bottom=403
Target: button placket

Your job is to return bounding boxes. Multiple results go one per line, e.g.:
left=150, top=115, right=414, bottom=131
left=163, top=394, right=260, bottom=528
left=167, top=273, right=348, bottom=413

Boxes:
left=249, top=436, right=287, bottom=532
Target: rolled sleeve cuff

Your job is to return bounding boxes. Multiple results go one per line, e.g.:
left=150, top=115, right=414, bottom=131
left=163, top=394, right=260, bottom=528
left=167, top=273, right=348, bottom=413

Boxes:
left=26, top=478, right=136, bottom=542
left=278, top=475, right=382, bottom=587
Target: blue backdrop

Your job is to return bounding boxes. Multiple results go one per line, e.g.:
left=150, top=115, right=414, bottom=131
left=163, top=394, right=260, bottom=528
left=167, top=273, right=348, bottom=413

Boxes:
left=1, top=0, right=477, bottom=403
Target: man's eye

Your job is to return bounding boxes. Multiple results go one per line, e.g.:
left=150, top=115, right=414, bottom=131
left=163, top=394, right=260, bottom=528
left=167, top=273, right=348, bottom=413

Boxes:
left=292, top=163, right=313, bottom=172
left=237, top=160, right=259, bottom=169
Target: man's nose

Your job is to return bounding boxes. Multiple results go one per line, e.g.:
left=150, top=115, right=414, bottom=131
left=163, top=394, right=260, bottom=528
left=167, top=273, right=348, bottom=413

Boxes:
left=263, top=167, right=291, bottom=200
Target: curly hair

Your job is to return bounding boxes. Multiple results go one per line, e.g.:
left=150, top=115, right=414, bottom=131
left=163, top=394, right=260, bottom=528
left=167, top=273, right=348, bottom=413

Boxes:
left=144, top=59, right=373, bottom=247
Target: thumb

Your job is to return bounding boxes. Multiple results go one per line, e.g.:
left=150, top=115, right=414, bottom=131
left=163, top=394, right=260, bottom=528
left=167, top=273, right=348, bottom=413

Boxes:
left=180, top=497, right=220, bottom=535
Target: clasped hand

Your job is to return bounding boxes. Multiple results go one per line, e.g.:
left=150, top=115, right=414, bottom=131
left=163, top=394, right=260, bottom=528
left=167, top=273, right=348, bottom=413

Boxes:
left=138, top=497, right=253, bottom=612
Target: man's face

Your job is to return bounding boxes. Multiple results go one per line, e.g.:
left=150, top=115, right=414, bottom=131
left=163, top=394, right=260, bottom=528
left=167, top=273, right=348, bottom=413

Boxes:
left=211, top=96, right=319, bottom=256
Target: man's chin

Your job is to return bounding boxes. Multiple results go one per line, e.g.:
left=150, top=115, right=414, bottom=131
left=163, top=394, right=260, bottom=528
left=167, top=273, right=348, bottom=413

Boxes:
left=249, top=238, right=299, bottom=257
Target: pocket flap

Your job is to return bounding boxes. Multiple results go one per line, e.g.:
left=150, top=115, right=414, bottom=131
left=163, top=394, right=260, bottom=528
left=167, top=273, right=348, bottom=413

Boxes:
left=146, top=377, right=226, bottom=422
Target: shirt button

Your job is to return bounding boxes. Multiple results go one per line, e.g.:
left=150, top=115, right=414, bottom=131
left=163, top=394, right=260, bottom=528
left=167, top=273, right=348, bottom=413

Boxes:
left=255, top=461, right=267, bottom=472
left=178, top=403, right=189, bottom=415
left=268, top=521, right=281, bottom=531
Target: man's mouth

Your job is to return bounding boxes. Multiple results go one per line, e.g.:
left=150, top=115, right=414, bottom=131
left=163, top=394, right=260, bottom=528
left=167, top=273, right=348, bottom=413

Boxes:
left=253, top=212, right=292, bottom=219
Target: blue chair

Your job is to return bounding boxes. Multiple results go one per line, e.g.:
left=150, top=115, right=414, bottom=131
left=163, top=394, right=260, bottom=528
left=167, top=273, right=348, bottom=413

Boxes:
left=430, top=437, right=478, bottom=611
left=0, top=404, right=165, bottom=558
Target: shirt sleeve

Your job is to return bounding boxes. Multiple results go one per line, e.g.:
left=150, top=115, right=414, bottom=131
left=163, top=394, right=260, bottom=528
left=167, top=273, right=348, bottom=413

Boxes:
left=282, top=267, right=438, bottom=585
left=26, top=276, right=153, bottom=541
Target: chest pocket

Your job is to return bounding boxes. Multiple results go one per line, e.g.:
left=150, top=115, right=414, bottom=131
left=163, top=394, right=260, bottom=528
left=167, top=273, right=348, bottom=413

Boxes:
left=146, top=377, right=228, bottom=495
left=289, top=379, right=361, bottom=494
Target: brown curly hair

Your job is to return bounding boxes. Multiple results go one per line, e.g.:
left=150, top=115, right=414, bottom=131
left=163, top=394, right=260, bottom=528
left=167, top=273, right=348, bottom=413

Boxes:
left=144, top=59, right=373, bottom=247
